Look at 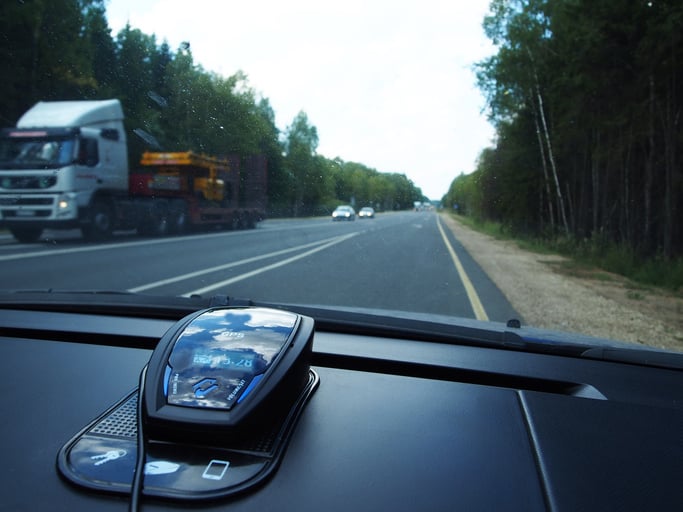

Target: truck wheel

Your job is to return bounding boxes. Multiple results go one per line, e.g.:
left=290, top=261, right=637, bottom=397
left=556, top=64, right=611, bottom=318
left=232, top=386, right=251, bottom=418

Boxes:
left=169, top=201, right=188, bottom=234
left=139, top=201, right=169, bottom=236
left=82, top=200, right=113, bottom=241
left=230, top=214, right=241, bottom=231
left=10, top=227, right=42, bottom=243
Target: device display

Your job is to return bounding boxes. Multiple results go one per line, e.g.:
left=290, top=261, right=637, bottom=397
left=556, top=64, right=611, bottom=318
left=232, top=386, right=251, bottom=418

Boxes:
left=143, top=307, right=315, bottom=434
left=162, top=308, right=297, bottom=410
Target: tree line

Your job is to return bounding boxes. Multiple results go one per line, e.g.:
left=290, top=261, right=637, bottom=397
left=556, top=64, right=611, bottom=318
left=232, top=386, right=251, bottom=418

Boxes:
left=443, top=0, right=682, bottom=259
left=0, top=0, right=424, bottom=216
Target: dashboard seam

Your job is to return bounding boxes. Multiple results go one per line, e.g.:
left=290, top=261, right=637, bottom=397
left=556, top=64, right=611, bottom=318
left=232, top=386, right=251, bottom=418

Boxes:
left=517, top=390, right=555, bottom=512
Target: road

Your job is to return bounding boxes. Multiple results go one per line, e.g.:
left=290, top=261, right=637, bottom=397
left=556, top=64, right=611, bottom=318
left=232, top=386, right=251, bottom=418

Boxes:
left=0, top=211, right=519, bottom=322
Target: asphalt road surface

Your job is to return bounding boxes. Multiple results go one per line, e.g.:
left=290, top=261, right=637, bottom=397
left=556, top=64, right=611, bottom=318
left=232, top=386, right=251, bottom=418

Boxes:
left=0, top=211, right=519, bottom=322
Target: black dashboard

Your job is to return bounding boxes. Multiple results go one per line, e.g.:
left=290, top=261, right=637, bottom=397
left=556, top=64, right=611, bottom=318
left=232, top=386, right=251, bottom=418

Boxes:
left=1, top=303, right=681, bottom=511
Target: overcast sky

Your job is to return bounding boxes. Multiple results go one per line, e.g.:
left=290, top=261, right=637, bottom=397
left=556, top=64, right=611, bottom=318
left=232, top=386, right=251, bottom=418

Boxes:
left=106, top=0, right=496, bottom=199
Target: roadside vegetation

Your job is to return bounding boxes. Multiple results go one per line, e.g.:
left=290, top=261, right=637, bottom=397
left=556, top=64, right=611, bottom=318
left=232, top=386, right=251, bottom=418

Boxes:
left=448, top=211, right=683, bottom=294
left=443, top=0, right=682, bottom=291
left=0, top=1, right=424, bottom=218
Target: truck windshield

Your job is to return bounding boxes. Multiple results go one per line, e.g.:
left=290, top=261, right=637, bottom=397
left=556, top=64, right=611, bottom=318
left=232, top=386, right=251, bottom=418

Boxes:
left=0, top=136, right=76, bottom=169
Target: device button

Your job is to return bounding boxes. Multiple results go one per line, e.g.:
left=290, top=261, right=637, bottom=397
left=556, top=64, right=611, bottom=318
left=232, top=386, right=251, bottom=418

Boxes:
left=163, top=365, right=172, bottom=397
left=237, top=374, right=263, bottom=404
left=192, top=378, right=218, bottom=399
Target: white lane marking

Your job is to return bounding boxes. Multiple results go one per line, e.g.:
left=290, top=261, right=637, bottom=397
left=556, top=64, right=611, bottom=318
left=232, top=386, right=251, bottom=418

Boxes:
left=0, top=220, right=339, bottom=262
left=181, top=232, right=358, bottom=297
left=436, top=216, right=489, bottom=321
left=0, top=230, right=252, bottom=262
left=128, top=234, right=353, bottom=293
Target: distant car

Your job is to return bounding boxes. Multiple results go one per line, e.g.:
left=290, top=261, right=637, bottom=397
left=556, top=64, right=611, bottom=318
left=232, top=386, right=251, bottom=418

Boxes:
left=358, top=207, right=375, bottom=218
left=331, top=205, right=356, bottom=221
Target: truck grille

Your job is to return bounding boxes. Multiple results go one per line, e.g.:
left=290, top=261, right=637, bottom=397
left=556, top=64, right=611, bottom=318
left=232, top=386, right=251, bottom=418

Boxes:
left=0, top=195, right=55, bottom=218
left=2, top=197, right=54, bottom=205
left=1, top=210, right=52, bottom=218
left=0, top=176, right=57, bottom=189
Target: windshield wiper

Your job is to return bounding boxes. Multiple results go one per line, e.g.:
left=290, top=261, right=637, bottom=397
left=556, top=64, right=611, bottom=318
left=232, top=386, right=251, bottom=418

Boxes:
left=580, top=346, right=683, bottom=370
left=0, top=289, right=210, bottom=319
left=0, top=290, right=681, bottom=370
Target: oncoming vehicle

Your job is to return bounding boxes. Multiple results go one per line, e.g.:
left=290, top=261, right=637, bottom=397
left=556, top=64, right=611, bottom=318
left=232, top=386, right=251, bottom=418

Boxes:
left=331, top=205, right=356, bottom=221
left=0, top=100, right=266, bottom=242
left=358, top=206, right=375, bottom=218
left=1, top=1, right=682, bottom=512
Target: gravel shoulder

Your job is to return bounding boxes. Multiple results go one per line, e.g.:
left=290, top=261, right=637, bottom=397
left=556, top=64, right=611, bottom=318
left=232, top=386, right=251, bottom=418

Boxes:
left=440, top=213, right=683, bottom=353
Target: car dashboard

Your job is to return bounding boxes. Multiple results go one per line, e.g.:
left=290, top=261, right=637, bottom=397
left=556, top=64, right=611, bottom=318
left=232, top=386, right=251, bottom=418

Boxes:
left=0, top=296, right=681, bottom=512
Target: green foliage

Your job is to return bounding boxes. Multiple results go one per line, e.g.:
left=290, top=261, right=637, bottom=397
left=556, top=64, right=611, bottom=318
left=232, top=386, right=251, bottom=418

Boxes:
left=284, top=111, right=319, bottom=216
left=442, top=171, right=484, bottom=218
left=460, top=0, right=683, bottom=260
left=0, top=0, right=105, bottom=123
left=0, top=0, right=423, bottom=217
left=448, top=212, right=683, bottom=292
left=563, top=241, right=683, bottom=292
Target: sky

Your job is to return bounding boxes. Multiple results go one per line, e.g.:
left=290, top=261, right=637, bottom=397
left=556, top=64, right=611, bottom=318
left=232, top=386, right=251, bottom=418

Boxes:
left=105, top=0, right=497, bottom=199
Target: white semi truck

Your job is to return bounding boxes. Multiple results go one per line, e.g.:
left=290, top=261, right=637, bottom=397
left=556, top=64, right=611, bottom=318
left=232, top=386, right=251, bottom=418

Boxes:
left=0, top=100, right=266, bottom=242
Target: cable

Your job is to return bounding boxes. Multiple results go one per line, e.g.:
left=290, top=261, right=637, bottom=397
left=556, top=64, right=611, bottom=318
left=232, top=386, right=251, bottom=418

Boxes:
left=129, top=365, right=148, bottom=512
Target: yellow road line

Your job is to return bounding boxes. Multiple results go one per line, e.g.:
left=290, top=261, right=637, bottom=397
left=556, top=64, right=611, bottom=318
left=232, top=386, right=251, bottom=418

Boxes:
left=436, top=216, right=489, bottom=321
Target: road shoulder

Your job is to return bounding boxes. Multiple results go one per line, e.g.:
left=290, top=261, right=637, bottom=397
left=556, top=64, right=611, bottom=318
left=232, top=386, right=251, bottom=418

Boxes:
left=440, top=213, right=683, bottom=352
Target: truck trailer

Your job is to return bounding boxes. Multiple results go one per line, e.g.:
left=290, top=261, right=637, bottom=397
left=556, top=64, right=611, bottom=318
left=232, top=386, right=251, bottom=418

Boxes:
left=0, top=99, right=266, bottom=242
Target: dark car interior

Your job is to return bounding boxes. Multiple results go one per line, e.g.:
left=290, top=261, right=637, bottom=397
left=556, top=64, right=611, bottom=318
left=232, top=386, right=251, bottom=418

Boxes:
left=1, top=292, right=682, bottom=511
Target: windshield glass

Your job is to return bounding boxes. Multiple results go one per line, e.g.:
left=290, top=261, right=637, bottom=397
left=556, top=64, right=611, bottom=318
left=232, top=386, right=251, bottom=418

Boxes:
left=0, top=0, right=680, bottom=355
left=0, top=135, right=76, bottom=169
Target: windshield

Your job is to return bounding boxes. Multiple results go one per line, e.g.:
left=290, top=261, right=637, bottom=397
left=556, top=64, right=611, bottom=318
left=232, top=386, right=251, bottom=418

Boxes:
left=0, top=135, right=76, bottom=169
left=0, top=0, right=680, bottom=355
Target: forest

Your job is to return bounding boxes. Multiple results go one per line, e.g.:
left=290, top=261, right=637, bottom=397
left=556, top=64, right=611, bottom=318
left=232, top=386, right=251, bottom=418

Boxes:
left=0, top=0, right=424, bottom=217
left=443, top=0, right=682, bottom=265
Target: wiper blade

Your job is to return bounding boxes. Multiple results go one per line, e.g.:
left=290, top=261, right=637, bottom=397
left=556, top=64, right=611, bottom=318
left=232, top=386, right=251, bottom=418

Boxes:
left=257, top=303, right=683, bottom=369
left=581, top=346, right=683, bottom=370
left=509, top=328, right=683, bottom=370
left=8, top=288, right=137, bottom=295
left=0, top=289, right=210, bottom=319
left=0, top=290, right=680, bottom=370
left=250, top=302, right=591, bottom=356
left=0, top=291, right=573, bottom=354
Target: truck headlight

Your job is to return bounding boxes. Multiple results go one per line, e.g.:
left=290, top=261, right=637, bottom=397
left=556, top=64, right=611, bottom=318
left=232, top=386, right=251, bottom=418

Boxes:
left=56, top=193, right=77, bottom=217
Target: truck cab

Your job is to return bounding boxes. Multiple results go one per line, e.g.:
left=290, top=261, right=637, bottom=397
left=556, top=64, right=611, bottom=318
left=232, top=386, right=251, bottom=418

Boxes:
left=0, top=100, right=128, bottom=242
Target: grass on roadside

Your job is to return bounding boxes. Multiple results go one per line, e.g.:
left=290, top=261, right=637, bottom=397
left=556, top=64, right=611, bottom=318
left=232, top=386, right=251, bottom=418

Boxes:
left=445, top=211, right=683, bottom=294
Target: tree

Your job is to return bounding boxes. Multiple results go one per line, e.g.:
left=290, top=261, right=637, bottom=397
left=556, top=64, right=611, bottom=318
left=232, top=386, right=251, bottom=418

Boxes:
left=81, top=0, right=117, bottom=98
left=471, top=0, right=682, bottom=256
left=112, top=24, right=164, bottom=159
left=0, top=0, right=99, bottom=122
left=284, top=111, right=319, bottom=216
left=0, top=1, right=426, bottom=221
